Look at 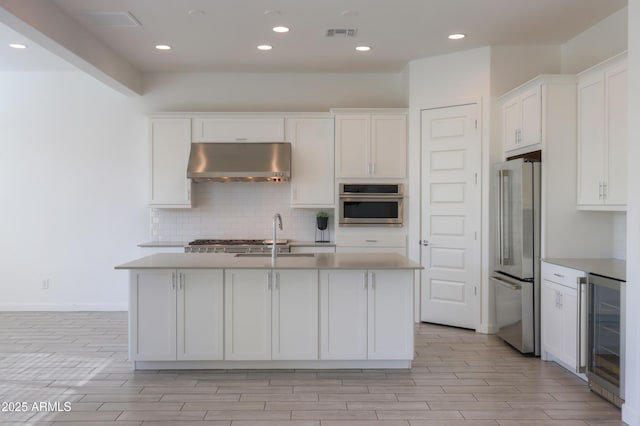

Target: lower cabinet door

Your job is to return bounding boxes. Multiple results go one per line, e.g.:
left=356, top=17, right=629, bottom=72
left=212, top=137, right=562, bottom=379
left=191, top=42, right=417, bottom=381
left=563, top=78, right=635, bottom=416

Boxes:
left=272, top=270, right=318, bottom=360
left=368, top=270, right=414, bottom=359
left=541, top=279, right=578, bottom=369
left=130, top=270, right=177, bottom=361
left=177, top=270, right=224, bottom=360
left=224, top=270, right=272, bottom=360
left=320, top=270, right=368, bottom=360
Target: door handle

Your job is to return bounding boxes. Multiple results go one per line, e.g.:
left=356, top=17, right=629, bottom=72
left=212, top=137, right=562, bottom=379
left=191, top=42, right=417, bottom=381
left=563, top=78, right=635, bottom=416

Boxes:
left=491, top=276, right=521, bottom=291
left=577, top=277, right=587, bottom=373
left=420, top=240, right=429, bottom=246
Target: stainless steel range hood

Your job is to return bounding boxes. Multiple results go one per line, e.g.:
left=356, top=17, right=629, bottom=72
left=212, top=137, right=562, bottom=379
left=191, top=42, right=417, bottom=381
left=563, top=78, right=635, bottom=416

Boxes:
left=187, top=142, right=291, bottom=183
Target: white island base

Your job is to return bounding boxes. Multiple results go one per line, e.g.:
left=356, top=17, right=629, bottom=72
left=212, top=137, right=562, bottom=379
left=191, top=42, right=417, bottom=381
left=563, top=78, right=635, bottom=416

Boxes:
left=117, top=253, right=420, bottom=370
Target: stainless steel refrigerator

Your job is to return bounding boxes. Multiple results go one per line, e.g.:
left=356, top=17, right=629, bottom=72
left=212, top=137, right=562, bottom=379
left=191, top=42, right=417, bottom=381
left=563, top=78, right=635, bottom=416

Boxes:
left=490, top=158, right=541, bottom=355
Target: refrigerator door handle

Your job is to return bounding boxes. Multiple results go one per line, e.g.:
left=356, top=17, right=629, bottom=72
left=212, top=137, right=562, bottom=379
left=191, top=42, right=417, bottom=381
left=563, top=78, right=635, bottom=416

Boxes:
left=492, top=274, right=522, bottom=291
left=498, top=169, right=511, bottom=266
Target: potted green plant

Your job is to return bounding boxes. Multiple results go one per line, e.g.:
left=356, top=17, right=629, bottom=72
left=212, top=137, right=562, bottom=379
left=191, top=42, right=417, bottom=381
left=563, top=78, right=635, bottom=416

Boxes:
left=316, top=211, right=329, bottom=230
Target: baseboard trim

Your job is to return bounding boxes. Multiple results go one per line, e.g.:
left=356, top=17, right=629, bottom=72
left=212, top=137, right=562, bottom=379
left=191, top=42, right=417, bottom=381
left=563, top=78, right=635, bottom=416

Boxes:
left=0, top=304, right=127, bottom=311
left=622, top=403, right=640, bottom=425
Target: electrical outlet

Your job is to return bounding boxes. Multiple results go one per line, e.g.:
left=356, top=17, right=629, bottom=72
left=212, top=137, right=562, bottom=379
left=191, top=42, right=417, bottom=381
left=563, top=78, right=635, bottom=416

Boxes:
left=42, top=279, right=49, bottom=290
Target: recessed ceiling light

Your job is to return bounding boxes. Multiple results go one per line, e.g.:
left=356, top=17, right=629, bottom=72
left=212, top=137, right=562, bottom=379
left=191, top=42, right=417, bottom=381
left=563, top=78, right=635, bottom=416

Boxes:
left=273, top=26, right=290, bottom=33
left=257, top=44, right=273, bottom=51
left=355, top=45, right=371, bottom=52
left=9, top=43, right=27, bottom=49
left=155, top=44, right=171, bottom=50
left=187, top=9, right=206, bottom=16
left=264, top=9, right=281, bottom=16
left=448, top=33, right=466, bottom=40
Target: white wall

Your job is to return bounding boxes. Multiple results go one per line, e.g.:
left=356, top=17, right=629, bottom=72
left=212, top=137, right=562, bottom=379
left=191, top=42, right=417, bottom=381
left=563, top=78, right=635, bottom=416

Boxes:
left=152, top=182, right=331, bottom=242
left=560, top=8, right=628, bottom=260
left=0, top=71, right=147, bottom=310
left=623, top=1, right=639, bottom=424
left=562, top=7, right=628, bottom=74
left=141, top=72, right=407, bottom=112
left=0, top=69, right=405, bottom=310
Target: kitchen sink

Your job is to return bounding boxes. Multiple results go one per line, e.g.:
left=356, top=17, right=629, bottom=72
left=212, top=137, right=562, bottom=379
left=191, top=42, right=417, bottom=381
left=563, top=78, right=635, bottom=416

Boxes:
left=234, top=253, right=315, bottom=258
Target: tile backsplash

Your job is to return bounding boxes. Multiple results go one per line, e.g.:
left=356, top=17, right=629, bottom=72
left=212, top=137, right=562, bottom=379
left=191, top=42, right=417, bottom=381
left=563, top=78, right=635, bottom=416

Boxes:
left=151, top=182, right=334, bottom=242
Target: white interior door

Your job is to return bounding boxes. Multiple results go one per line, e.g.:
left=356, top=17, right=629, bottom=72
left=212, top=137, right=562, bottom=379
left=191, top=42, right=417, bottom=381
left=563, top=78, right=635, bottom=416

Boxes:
left=420, top=104, right=481, bottom=329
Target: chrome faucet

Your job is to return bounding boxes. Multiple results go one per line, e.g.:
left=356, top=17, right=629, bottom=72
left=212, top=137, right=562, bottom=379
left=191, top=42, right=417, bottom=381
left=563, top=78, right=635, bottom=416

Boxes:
left=272, top=213, right=283, bottom=261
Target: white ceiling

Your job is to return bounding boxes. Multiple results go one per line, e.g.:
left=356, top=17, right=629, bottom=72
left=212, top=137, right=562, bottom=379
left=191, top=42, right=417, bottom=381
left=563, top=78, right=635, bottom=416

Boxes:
left=0, top=0, right=627, bottom=75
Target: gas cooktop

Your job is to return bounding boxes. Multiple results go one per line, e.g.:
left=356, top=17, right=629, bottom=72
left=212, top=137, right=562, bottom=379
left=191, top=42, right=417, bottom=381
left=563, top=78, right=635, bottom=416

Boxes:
left=185, top=239, right=290, bottom=253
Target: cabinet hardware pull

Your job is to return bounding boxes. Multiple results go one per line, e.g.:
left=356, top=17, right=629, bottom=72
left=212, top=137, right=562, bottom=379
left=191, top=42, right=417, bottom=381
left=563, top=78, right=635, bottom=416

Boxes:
left=179, top=273, right=183, bottom=290
left=235, top=137, right=248, bottom=141
left=363, top=272, right=367, bottom=289
left=267, top=273, right=271, bottom=290
left=371, top=272, right=376, bottom=290
left=172, top=272, right=176, bottom=290
left=365, top=239, right=378, bottom=243
left=276, top=272, right=280, bottom=290
left=553, top=273, right=565, bottom=279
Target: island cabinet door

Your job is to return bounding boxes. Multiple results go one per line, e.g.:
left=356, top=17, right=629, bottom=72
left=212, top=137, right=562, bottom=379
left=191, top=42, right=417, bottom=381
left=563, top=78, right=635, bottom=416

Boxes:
left=224, top=269, right=272, bottom=360
left=177, top=270, right=224, bottom=361
left=272, top=270, right=318, bottom=360
left=129, top=270, right=177, bottom=361
left=319, top=270, right=368, bottom=360
left=367, top=270, right=414, bottom=360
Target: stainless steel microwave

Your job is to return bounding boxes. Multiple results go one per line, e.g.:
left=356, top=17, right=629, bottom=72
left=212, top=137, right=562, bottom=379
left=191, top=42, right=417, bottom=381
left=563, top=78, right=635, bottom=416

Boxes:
left=339, top=184, right=404, bottom=226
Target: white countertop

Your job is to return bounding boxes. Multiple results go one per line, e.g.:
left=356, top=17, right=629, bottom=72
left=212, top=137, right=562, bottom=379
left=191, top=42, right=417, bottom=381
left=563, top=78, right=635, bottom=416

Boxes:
left=116, top=252, right=421, bottom=270
left=543, top=258, right=626, bottom=282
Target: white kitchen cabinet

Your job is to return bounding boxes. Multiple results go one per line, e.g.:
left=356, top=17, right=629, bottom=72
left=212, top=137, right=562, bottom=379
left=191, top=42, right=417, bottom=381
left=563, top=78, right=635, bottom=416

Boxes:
left=577, top=53, right=627, bottom=211
left=320, top=269, right=414, bottom=360
left=335, top=112, right=406, bottom=178
left=129, top=269, right=223, bottom=361
left=224, top=269, right=318, bottom=360
left=148, top=118, right=192, bottom=208
left=192, top=117, right=284, bottom=142
left=335, top=234, right=407, bottom=256
left=286, top=117, right=335, bottom=207
left=367, top=270, right=414, bottom=359
left=224, top=269, right=272, bottom=360
left=271, top=270, right=318, bottom=360
left=540, top=262, right=587, bottom=376
left=500, top=83, right=541, bottom=154
left=320, top=270, right=368, bottom=359
left=177, top=270, right=224, bottom=360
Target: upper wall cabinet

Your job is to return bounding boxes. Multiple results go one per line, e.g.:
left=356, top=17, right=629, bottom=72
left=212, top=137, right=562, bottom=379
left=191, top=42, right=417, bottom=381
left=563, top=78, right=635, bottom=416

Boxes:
left=286, top=117, right=335, bottom=208
left=149, top=118, right=192, bottom=208
left=577, top=53, right=627, bottom=211
left=192, top=117, right=284, bottom=142
left=335, top=111, right=407, bottom=178
left=500, top=82, right=542, bottom=154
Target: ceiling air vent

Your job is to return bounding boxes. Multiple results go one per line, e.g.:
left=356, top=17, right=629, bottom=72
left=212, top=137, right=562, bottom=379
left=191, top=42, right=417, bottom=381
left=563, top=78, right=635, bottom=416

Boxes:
left=326, top=29, right=357, bottom=37
left=84, top=11, right=142, bottom=27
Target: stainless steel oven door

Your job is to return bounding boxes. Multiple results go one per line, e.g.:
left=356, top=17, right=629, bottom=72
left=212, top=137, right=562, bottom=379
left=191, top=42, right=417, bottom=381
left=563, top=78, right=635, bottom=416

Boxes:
left=491, top=273, right=534, bottom=353
left=339, top=196, right=403, bottom=226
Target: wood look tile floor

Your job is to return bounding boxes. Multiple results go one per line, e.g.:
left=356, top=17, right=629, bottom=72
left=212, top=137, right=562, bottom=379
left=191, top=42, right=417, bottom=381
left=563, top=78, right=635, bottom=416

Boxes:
left=0, top=312, right=625, bottom=425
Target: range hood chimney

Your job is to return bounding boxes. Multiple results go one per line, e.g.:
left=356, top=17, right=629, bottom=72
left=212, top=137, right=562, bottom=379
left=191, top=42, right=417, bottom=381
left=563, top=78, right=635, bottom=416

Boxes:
left=187, top=142, right=291, bottom=183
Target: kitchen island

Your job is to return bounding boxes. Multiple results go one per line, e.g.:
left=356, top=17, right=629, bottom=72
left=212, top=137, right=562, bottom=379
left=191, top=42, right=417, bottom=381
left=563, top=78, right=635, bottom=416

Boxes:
left=116, top=253, right=421, bottom=370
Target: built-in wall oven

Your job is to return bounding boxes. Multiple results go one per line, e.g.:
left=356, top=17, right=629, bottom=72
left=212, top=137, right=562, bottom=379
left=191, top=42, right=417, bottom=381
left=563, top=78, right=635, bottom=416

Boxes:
left=339, top=183, right=403, bottom=226
left=587, top=273, right=626, bottom=407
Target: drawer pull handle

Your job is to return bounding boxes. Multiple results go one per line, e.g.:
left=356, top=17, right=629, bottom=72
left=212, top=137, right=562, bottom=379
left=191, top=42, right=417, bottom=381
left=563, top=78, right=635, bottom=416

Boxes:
left=365, top=239, right=378, bottom=243
left=553, top=273, right=565, bottom=279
